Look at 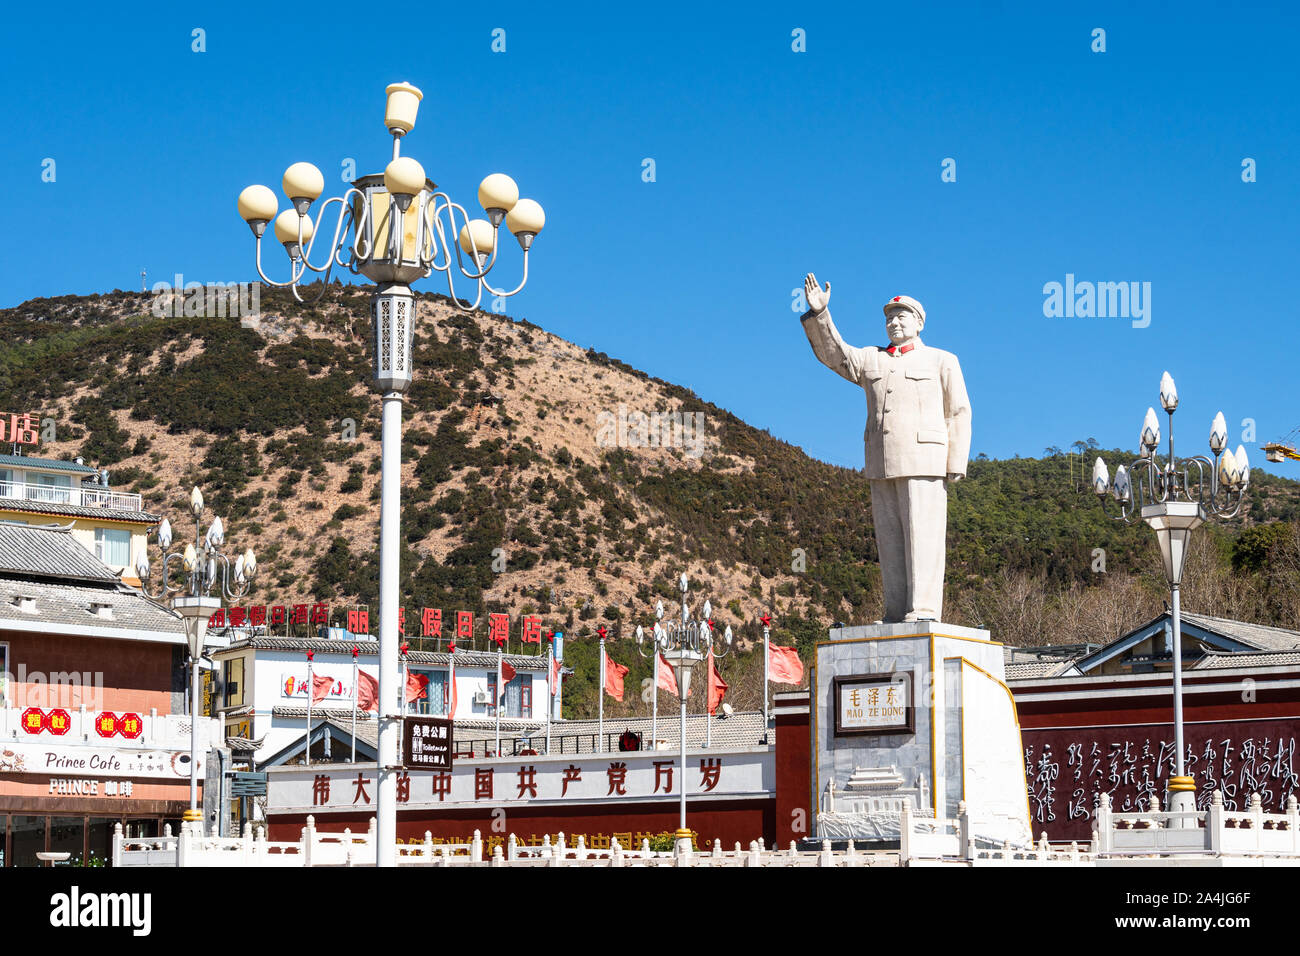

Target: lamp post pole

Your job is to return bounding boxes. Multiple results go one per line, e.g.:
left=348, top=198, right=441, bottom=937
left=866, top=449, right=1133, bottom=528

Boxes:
left=138, top=489, right=257, bottom=825
left=238, top=82, right=545, bottom=866
left=636, top=573, right=731, bottom=859
left=376, top=382, right=403, bottom=861
left=189, top=631, right=201, bottom=810
left=1092, top=372, right=1248, bottom=822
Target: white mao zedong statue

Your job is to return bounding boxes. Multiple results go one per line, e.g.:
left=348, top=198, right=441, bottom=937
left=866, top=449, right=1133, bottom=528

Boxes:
left=800, top=274, right=971, bottom=623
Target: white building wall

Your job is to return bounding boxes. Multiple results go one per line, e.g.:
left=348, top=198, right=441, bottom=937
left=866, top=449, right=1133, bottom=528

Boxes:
left=244, top=649, right=549, bottom=765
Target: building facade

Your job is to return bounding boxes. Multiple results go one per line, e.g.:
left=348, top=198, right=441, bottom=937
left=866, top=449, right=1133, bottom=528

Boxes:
left=0, top=522, right=220, bottom=866
left=257, top=614, right=1300, bottom=853
left=212, top=637, right=556, bottom=768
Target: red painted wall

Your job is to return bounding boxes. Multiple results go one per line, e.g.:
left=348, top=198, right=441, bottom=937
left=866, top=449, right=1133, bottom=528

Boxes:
left=774, top=692, right=811, bottom=846
left=1, top=629, right=176, bottom=714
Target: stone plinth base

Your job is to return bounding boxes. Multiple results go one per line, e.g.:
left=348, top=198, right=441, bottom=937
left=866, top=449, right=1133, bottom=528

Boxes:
left=812, top=622, right=1031, bottom=847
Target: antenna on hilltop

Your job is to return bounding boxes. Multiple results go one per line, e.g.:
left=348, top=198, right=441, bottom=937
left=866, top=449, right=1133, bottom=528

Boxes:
left=140, top=268, right=147, bottom=293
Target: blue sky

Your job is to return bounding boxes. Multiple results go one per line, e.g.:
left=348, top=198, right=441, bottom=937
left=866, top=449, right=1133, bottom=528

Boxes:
left=2, top=2, right=1297, bottom=476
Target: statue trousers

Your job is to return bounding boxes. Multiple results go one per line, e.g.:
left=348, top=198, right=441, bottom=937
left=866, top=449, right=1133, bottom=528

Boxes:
left=870, top=477, right=947, bottom=622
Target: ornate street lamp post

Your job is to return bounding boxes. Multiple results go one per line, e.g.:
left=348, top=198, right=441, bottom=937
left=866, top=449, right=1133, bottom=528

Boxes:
left=136, top=487, right=257, bottom=823
left=1092, top=372, right=1249, bottom=823
left=636, top=573, right=731, bottom=859
left=237, top=82, right=544, bottom=866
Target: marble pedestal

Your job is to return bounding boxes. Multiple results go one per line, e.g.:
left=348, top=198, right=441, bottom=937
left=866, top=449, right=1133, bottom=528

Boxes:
left=812, top=622, right=1031, bottom=847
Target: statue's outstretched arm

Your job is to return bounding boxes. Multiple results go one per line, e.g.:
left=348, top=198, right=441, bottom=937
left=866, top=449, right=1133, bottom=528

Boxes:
left=799, top=273, right=867, bottom=384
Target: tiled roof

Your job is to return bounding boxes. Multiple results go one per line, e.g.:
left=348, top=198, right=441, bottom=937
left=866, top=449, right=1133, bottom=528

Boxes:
left=1191, top=651, right=1300, bottom=670
left=221, top=636, right=550, bottom=670
left=226, top=737, right=264, bottom=753
left=273, top=710, right=768, bottom=755
left=274, top=706, right=378, bottom=722
left=0, top=522, right=120, bottom=582
left=1005, top=660, right=1073, bottom=680
left=0, top=577, right=184, bottom=638
left=271, top=707, right=545, bottom=735
left=1002, top=644, right=1089, bottom=681
left=532, top=712, right=767, bottom=753
left=0, top=454, right=98, bottom=474
left=1180, top=613, right=1300, bottom=651
left=0, top=498, right=157, bottom=524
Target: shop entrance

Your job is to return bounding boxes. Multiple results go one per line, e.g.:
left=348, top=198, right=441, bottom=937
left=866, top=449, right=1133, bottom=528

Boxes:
left=1, top=814, right=168, bottom=867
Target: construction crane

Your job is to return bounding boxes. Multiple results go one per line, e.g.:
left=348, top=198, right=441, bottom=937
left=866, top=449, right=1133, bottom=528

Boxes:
left=1263, top=425, right=1300, bottom=463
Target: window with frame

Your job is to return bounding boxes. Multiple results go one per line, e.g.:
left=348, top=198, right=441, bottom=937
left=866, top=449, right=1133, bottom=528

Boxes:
left=31, top=472, right=73, bottom=504
left=93, top=527, right=131, bottom=567
left=487, top=672, right=531, bottom=718
left=223, top=658, right=244, bottom=707
left=411, top=668, right=448, bottom=716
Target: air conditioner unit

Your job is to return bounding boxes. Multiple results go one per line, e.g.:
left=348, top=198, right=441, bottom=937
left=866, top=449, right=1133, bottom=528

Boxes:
left=472, top=690, right=491, bottom=705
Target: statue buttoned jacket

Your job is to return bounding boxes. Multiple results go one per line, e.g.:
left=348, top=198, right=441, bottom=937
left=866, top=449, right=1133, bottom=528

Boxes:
left=801, top=307, right=972, bottom=480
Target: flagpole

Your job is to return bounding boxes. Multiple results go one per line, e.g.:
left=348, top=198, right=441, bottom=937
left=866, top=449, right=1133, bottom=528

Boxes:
left=448, top=645, right=456, bottom=719
left=763, top=623, right=770, bottom=742
left=598, top=637, right=605, bottom=754
left=705, top=647, right=713, bottom=749
left=495, top=647, right=502, bottom=757
left=305, top=652, right=313, bottom=768
left=652, top=651, right=658, bottom=752
left=351, top=648, right=358, bottom=763
left=399, top=646, right=408, bottom=767
left=545, top=640, right=553, bottom=755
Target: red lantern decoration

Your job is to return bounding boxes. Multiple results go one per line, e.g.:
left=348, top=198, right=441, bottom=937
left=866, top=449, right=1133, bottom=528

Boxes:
left=95, top=712, right=118, bottom=738
left=20, top=707, right=45, bottom=734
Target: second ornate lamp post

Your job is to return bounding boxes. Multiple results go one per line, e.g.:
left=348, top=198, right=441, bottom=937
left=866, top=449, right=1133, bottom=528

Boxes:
left=237, top=81, right=545, bottom=866
left=636, top=573, right=731, bottom=857
left=1091, top=371, right=1248, bottom=822
left=136, top=487, right=257, bottom=823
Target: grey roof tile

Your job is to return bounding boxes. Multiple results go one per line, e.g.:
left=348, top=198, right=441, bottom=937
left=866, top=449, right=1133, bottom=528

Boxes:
left=1191, top=651, right=1300, bottom=670
left=0, top=577, right=184, bottom=637
left=0, top=522, right=121, bottom=582
left=1005, top=660, right=1072, bottom=680
left=1180, top=613, right=1300, bottom=651
left=272, top=710, right=768, bottom=756
left=0, top=454, right=98, bottom=474
left=0, top=498, right=157, bottom=524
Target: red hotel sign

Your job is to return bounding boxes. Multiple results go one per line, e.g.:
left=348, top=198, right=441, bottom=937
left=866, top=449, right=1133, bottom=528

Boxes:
left=0, top=413, right=38, bottom=445
left=211, top=604, right=550, bottom=645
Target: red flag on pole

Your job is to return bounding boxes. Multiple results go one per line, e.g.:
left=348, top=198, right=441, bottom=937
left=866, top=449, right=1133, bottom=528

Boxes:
left=603, top=654, right=629, bottom=702
left=356, top=669, right=379, bottom=712
left=707, top=649, right=728, bottom=715
left=550, top=655, right=561, bottom=695
left=657, top=654, right=679, bottom=696
left=310, top=673, right=335, bottom=704
left=405, top=671, right=430, bottom=703
left=767, top=643, right=805, bottom=685
left=500, top=659, right=517, bottom=686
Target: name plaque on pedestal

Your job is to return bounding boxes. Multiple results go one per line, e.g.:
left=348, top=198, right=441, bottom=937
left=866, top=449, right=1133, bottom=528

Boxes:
left=832, top=672, right=913, bottom=736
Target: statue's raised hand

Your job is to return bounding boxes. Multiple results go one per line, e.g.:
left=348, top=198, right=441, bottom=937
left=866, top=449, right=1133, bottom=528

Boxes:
left=804, top=273, right=830, bottom=314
